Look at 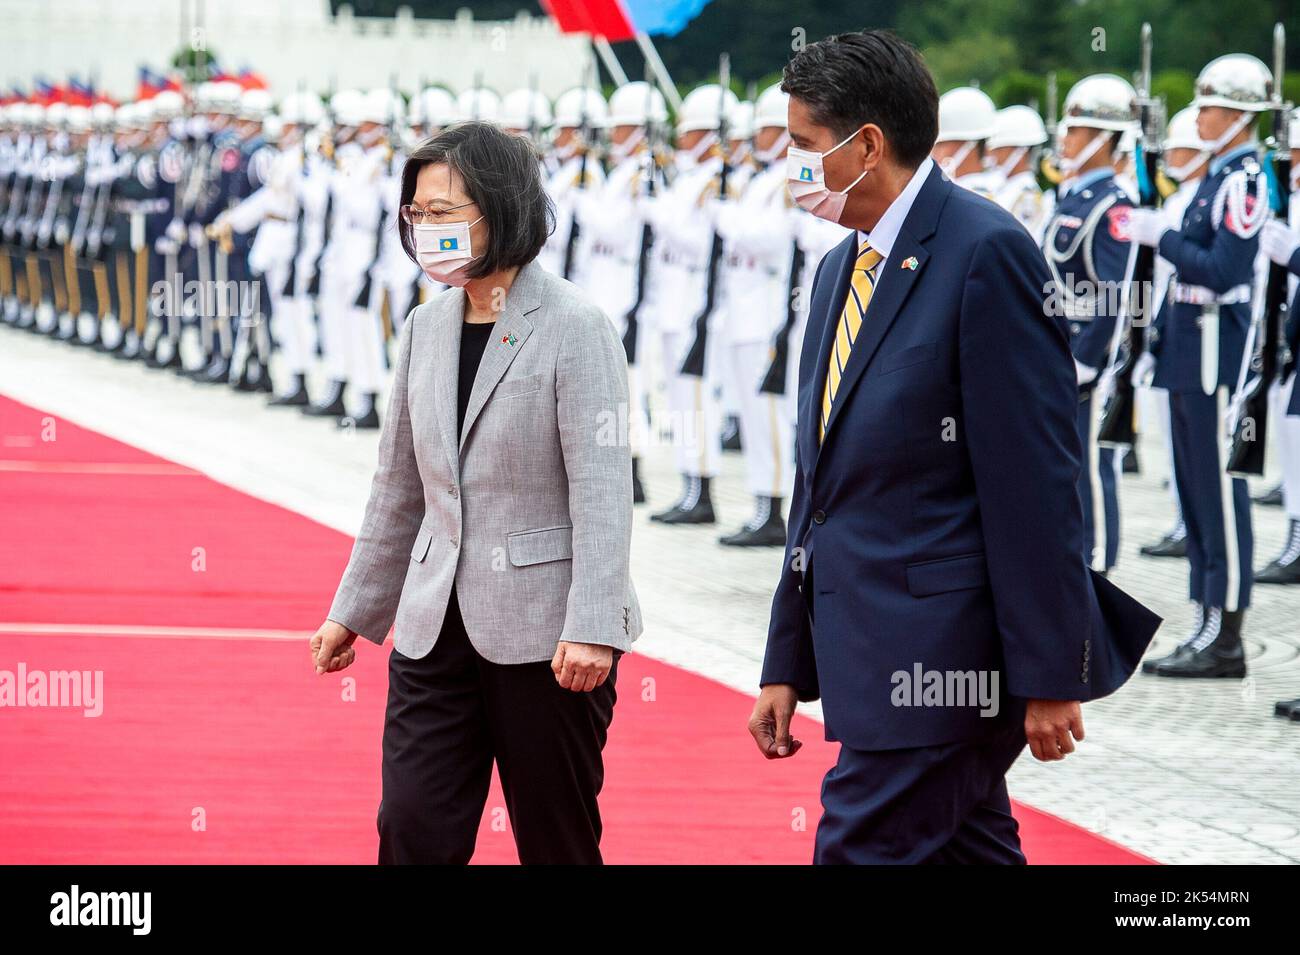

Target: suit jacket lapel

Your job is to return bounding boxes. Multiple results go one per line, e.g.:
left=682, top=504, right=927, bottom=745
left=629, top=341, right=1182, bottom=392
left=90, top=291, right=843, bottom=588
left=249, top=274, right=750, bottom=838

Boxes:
left=458, top=261, right=544, bottom=452
left=430, top=299, right=463, bottom=481
left=805, top=236, right=856, bottom=468
left=819, top=164, right=949, bottom=447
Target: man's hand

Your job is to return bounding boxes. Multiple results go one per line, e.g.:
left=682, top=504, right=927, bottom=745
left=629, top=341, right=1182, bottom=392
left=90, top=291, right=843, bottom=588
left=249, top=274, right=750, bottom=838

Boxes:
left=1260, top=219, right=1300, bottom=267
left=551, top=641, right=614, bottom=692
left=310, top=619, right=358, bottom=675
left=748, top=684, right=803, bottom=759
left=1024, top=699, right=1085, bottom=761
left=1126, top=208, right=1167, bottom=248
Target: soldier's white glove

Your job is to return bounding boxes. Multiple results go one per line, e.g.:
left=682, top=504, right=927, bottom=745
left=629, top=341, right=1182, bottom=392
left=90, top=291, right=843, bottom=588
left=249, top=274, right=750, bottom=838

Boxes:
left=188, top=223, right=204, bottom=248
left=1132, top=351, right=1157, bottom=388
left=154, top=235, right=179, bottom=256
left=1126, top=208, right=1168, bottom=248
left=1075, top=360, right=1099, bottom=386
left=165, top=218, right=185, bottom=243
left=53, top=222, right=70, bottom=246
left=1260, top=219, right=1300, bottom=267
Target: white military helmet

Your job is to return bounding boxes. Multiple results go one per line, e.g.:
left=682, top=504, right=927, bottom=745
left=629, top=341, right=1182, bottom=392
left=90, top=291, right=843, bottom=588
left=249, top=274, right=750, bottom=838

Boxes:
left=500, top=89, right=552, bottom=131
left=936, top=87, right=997, bottom=142
left=606, top=81, right=667, bottom=127
left=1163, top=106, right=1205, bottom=151
left=1115, top=127, right=1136, bottom=156
left=65, top=105, right=92, bottom=133
left=45, top=102, right=68, bottom=127
left=329, top=88, right=366, bottom=127
left=114, top=102, right=136, bottom=129
left=279, top=91, right=324, bottom=127
left=413, top=87, right=459, bottom=128
left=727, top=101, right=755, bottom=141
left=1193, top=54, right=1273, bottom=112
left=133, top=98, right=155, bottom=128
left=676, top=83, right=740, bottom=135
left=456, top=87, right=501, bottom=123
left=91, top=101, right=116, bottom=129
left=239, top=88, right=273, bottom=121
left=987, top=105, right=1046, bottom=149
left=753, top=83, right=789, bottom=130
left=360, top=88, right=404, bottom=126
left=26, top=103, right=47, bottom=127
left=1060, top=74, right=1138, bottom=132
left=150, top=90, right=184, bottom=120
left=552, top=86, right=607, bottom=128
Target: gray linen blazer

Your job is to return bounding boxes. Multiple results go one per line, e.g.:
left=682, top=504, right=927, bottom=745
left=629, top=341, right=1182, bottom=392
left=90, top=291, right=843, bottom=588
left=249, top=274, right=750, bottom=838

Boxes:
left=327, top=260, right=643, bottom=663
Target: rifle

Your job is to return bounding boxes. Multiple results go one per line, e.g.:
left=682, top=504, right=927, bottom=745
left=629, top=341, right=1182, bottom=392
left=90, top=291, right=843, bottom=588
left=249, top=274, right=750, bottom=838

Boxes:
left=353, top=73, right=399, bottom=310
left=1039, top=71, right=1061, bottom=192
left=1098, top=22, right=1162, bottom=447
left=1227, top=23, right=1291, bottom=476
left=280, top=80, right=308, bottom=299
left=562, top=60, right=595, bottom=282
left=679, top=54, right=731, bottom=379
left=760, top=239, right=805, bottom=396
left=305, top=78, right=337, bottom=299
left=621, top=68, right=660, bottom=364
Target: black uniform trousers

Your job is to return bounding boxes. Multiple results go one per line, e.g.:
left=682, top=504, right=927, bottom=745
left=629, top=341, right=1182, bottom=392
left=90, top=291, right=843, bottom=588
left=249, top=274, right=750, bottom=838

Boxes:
left=378, top=589, right=618, bottom=865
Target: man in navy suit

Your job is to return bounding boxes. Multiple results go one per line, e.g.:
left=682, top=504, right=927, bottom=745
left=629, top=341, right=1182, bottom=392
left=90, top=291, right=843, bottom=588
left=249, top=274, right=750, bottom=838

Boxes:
left=747, top=30, right=1161, bottom=864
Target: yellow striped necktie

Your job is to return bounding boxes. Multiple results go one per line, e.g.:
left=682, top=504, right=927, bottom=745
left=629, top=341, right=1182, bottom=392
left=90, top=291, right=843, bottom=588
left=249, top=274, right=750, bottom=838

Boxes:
left=820, top=240, right=884, bottom=442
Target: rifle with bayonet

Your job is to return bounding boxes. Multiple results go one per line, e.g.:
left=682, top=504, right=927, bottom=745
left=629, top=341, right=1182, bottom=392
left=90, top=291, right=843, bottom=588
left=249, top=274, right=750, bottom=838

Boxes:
left=622, top=67, right=660, bottom=364
left=1098, top=22, right=1162, bottom=448
left=1227, top=22, right=1291, bottom=476
left=680, top=54, right=731, bottom=378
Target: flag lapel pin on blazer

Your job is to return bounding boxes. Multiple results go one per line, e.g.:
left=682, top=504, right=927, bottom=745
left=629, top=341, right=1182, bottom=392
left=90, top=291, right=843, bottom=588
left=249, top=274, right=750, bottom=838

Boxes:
left=501, top=332, right=517, bottom=346
left=902, top=256, right=920, bottom=271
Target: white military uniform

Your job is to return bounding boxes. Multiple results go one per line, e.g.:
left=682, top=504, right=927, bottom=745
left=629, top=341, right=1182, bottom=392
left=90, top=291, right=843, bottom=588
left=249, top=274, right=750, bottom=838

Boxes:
left=714, top=160, right=796, bottom=498
left=996, top=169, right=1054, bottom=242
left=643, top=153, right=724, bottom=480
left=540, top=151, right=604, bottom=280
left=334, top=140, right=389, bottom=404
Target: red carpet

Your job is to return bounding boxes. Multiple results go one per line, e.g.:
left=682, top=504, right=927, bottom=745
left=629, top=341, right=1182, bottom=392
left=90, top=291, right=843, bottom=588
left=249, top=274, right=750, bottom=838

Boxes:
left=0, top=395, right=1153, bottom=864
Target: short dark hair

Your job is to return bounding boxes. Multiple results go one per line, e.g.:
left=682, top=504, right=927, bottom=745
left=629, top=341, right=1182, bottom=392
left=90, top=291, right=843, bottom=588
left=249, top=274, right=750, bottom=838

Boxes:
left=398, top=121, right=554, bottom=279
left=781, top=30, right=939, bottom=169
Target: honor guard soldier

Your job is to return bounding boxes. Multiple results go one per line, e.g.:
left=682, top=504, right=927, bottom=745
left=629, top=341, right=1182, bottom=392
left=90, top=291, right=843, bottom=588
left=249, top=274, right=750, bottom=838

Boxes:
left=1253, top=107, right=1300, bottom=586
left=1132, top=53, right=1274, bottom=679
left=932, top=86, right=1002, bottom=198
left=500, top=87, right=553, bottom=145
left=105, top=99, right=163, bottom=362
left=1139, top=106, right=1210, bottom=558
left=540, top=86, right=606, bottom=280
left=989, top=105, right=1052, bottom=242
left=1044, top=74, right=1139, bottom=574
left=714, top=83, right=798, bottom=545
left=574, top=79, right=668, bottom=503
left=644, top=82, right=739, bottom=524
left=142, top=89, right=186, bottom=368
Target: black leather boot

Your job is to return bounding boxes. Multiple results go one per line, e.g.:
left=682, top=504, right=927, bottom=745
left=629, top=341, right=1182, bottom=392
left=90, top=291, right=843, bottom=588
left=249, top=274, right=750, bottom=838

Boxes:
left=1255, top=520, right=1300, bottom=584
left=1154, top=608, right=1247, bottom=679
left=1142, top=603, right=1204, bottom=674
left=631, top=457, right=645, bottom=504
left=340, top=392, right=380, bottom=430
left=720, top=496, right=786, bottom=547
left=268, top=374, right=311, bottom=408
left=652, top=475, right=715, bottom=524
left=303, top=381, right=348, bottom=418
left=1140, top=521, right=1188, bottom=558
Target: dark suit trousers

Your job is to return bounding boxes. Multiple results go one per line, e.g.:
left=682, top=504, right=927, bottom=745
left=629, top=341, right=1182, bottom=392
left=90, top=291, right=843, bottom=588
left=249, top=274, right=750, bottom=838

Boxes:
left=814, top=716, right=1028, bottom=865
left=378, top=590, right=618, bottom=865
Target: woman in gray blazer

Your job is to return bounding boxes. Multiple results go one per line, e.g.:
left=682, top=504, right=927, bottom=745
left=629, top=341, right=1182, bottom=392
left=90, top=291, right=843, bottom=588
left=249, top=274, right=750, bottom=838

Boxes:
left=309, top=121, right=642, bottom=864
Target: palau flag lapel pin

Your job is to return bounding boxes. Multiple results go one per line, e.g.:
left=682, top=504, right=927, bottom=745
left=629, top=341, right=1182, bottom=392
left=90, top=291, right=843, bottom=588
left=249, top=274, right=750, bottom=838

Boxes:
left=501, top=332, right=518, bottom=347
left=902, top=256, right=920, bottom=271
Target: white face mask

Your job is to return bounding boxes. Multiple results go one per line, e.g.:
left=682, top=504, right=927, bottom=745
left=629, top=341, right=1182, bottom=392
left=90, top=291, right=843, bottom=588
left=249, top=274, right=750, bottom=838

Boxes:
left=937, top=140, right=977, bottom=177
left=786, top=126, right=868, bottom=223
left=413, top=216, right=484, bottom=287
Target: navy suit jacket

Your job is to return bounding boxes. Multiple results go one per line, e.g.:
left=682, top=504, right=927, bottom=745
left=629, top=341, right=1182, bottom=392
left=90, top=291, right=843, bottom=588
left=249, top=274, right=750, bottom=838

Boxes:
left=760, top=166, right=1161, bottom=751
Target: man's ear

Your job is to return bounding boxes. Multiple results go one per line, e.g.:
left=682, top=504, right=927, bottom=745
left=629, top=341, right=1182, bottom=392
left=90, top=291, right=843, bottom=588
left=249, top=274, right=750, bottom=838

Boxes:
left=861, top=123, right=888, bottom=171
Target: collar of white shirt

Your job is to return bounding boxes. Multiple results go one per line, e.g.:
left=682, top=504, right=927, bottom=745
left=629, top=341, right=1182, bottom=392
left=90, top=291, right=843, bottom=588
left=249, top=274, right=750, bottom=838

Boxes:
left=857, top=157, right=934, bottom=262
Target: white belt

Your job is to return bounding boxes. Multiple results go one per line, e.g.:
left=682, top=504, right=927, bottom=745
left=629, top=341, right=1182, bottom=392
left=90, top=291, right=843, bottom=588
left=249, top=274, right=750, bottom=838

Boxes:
left=1170, top=282, right=1251, bottom=306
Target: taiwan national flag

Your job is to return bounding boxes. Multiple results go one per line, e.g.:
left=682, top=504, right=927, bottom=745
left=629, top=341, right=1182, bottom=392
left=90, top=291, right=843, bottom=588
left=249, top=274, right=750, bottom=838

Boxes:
left=541, top=0, right=712, bottom=40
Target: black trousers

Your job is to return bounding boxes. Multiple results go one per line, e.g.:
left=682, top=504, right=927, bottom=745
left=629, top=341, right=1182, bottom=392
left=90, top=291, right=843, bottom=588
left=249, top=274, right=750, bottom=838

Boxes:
left=378, top=591, right=618, bottom=865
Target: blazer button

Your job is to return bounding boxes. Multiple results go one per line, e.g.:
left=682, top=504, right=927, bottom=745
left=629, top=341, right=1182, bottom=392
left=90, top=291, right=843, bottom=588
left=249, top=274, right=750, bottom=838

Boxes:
left=449, top=486, right=458, bottom=499
left=449, top=535, right=458, bottom=547
left=812, top=509, right=826, bottom=524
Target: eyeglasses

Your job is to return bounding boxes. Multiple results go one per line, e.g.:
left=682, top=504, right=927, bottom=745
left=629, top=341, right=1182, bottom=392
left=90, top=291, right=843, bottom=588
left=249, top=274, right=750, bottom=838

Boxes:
left=400, top=200, right=476, bottom=225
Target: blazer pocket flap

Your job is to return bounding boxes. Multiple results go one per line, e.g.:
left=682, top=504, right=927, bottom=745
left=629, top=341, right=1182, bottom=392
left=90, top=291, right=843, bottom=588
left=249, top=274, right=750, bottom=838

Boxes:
left=906, top=552, right=987, bottom=597
left=410, top=527, right=433, bottom=563
left=507, top=525, right=574, bottom=567
left=492, top=373, right=543, bottom=400
left=881, top=341, right=938, bottom=374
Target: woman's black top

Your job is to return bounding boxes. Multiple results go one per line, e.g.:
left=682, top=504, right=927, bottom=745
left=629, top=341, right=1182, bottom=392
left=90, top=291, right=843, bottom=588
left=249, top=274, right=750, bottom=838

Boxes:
left=457, top=320, right=496, bottom=434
